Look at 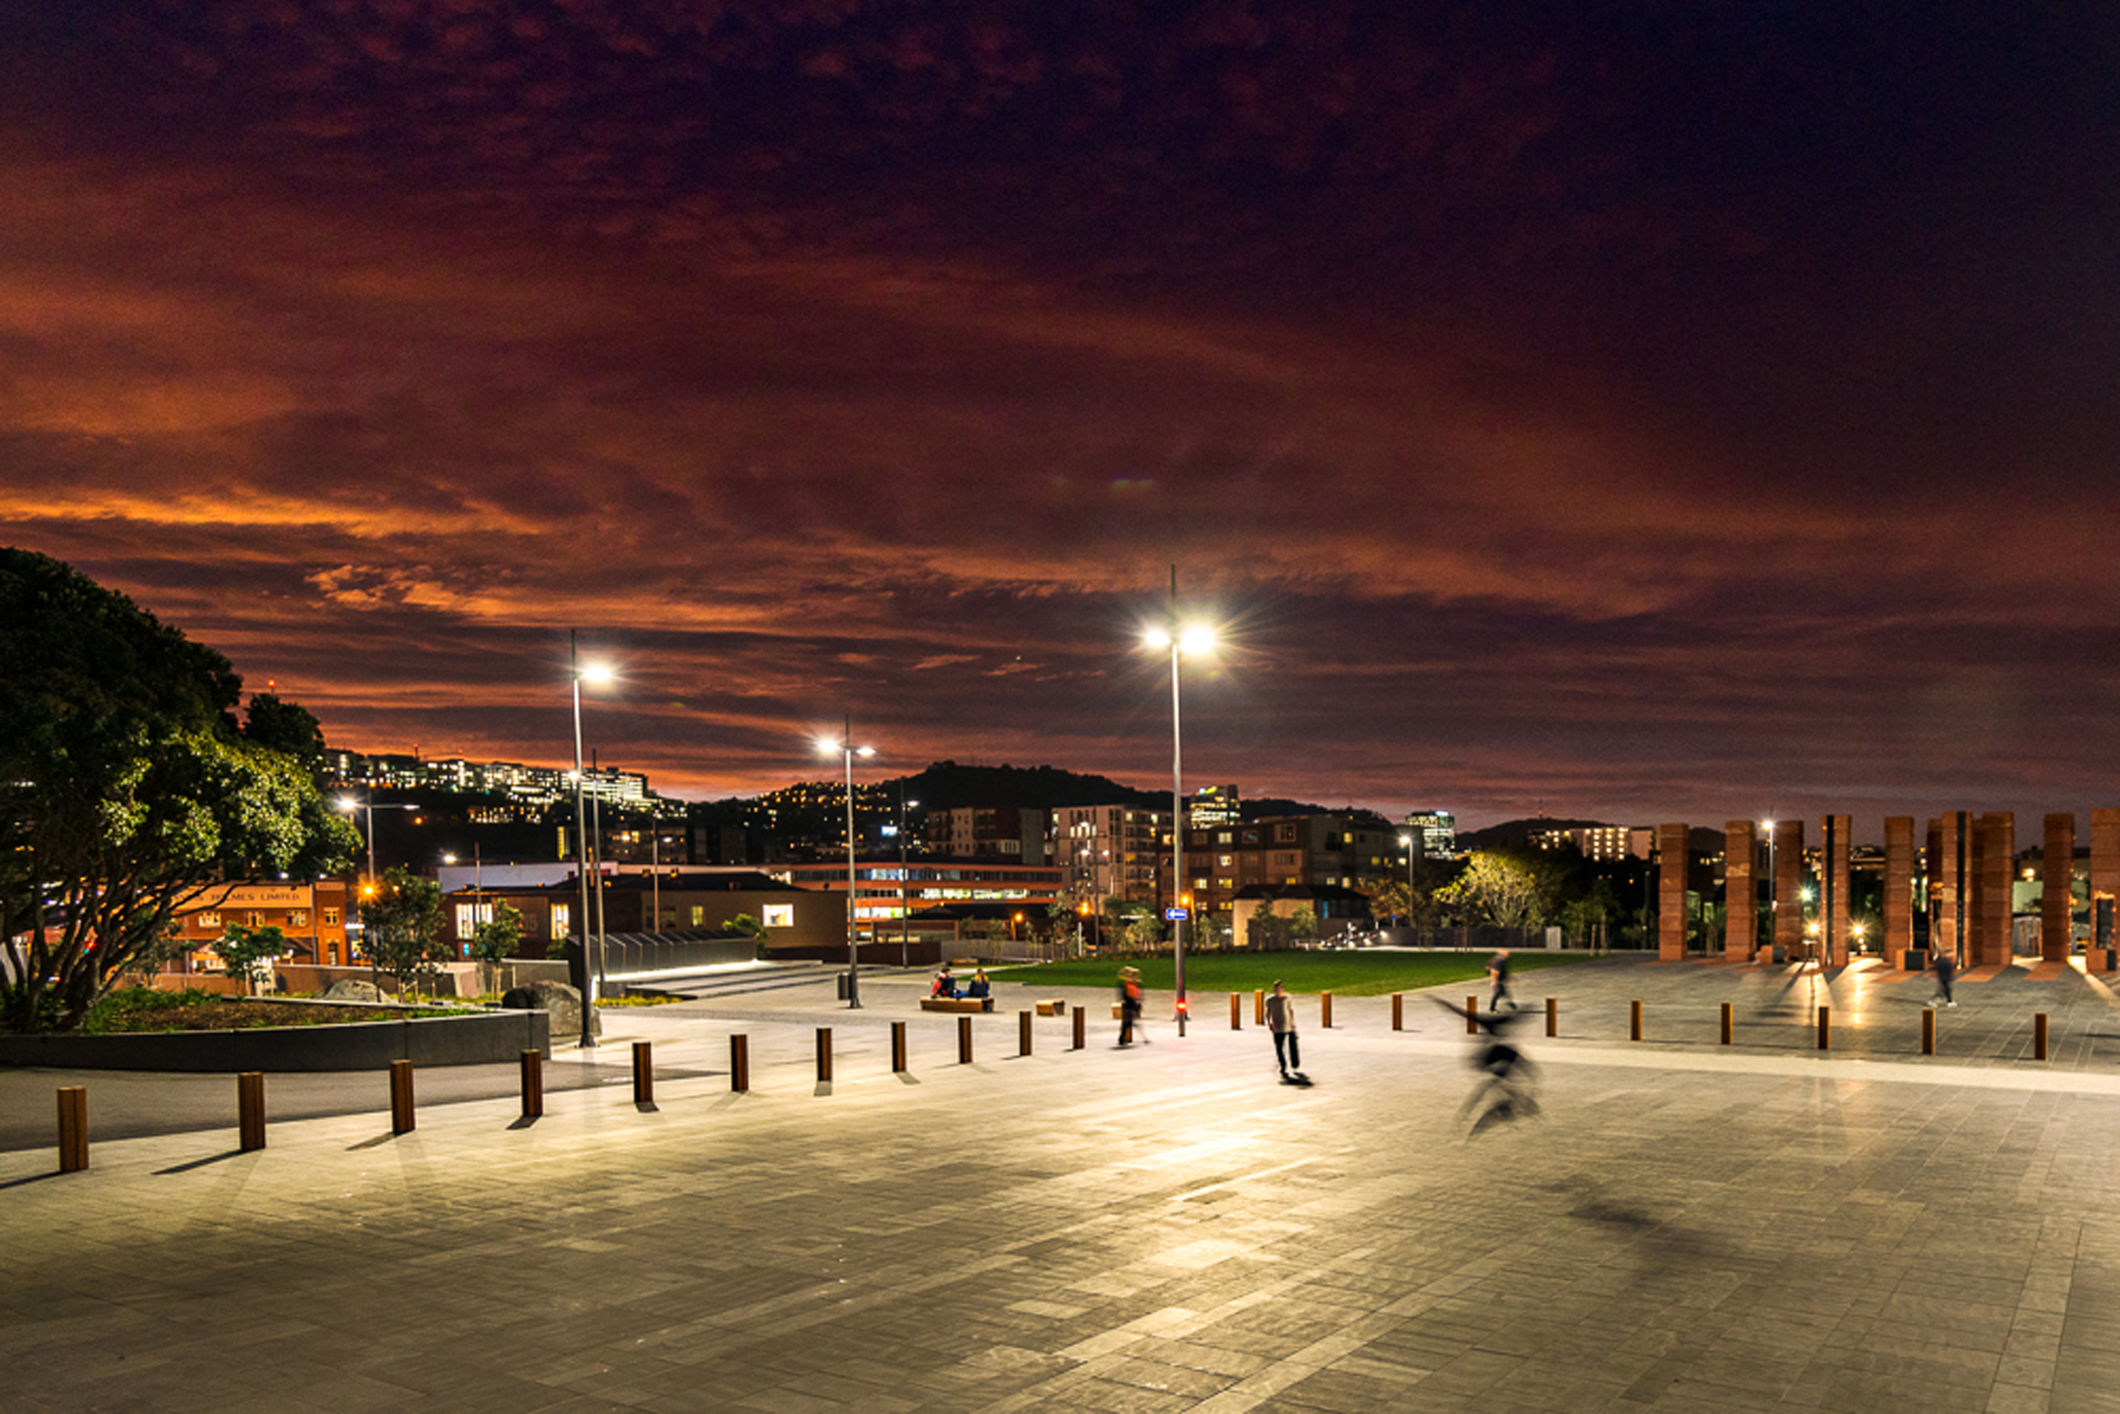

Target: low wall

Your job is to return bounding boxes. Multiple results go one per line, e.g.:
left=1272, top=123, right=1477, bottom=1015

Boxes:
left=0, top=1008, right=550, bottom=1072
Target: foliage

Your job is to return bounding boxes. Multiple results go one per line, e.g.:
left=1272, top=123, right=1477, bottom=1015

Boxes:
left=214, top=923, right=290, bottom=993
left=0, top=549, right=358, bottom=1032
left=468, top=902, right=525, bottom=963
left=989, top=949, right=1590, bottom=997
left=724, top=912, right=768, bottom=939
left=1440, top=849, right=1568, bottom=930
left=1247, top=910, right=1289, bottom=949
left=1287, top=905, right=1320, bottom=945
left=359, top=867, right=446, bottom=988
left=1558, top=876, right=1622, bottom=946
left=80, top=987, right=457, bottom=1033
left=240, top=694, right=327, bottom=770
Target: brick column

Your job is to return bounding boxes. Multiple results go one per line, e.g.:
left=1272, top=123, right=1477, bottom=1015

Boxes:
left=1884, top=817, right=1915, bottom=967
left=1971, top=813, right=2015, bottom=968
left=1657, top=823, right=1689, bottom=960
left=1724, top=821, right=1757, bottom=959
left=1822, top=814, right=1851, bottom=966
left=1773, top=818, right=1805, bottom=956
left=2042, top=814, right=2074, bottom=964
left=2091, top=809, right=2120, bottom=973
left=1928, top=813, right=1970, bottom=964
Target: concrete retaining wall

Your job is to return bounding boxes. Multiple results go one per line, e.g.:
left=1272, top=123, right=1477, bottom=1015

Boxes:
left=0, top=1008, right=550, bottom=1072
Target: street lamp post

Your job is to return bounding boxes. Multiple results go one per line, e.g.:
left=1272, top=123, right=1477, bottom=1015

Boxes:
left=897, top=791, right=918, bottom=970
left=1145, top=604, right=1214, bottom=1037
left=1763, top=818, right=1777, bottom=961
left=1397, top=833, right=1417, bottom=930
left=570, top=633, right=614, bottom=1049
left=820, top=717, right=876, bottom=1008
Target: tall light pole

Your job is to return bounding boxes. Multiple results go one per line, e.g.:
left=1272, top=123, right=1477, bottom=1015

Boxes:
left=336, top=794, right=379, bottom=886
left=819, top=718, right=876, bottom=1008
left=1397, top=833, right=1417, bottom=929
left=1145, top=597, right=1214, bottom=1038
left=897, top=791, right=918, bottom=969
left=1762, top=818, right=1776, bottom=962
left=571, top=633, right=614, bottom=1048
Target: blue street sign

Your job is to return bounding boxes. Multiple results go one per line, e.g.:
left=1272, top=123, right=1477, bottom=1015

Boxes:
left=1164, top=907, right=1189, bottom=921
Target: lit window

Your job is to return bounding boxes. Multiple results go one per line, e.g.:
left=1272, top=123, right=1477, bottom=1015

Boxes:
left=552, top=903, right=571, bottom=938
left=690, top=905, right=705, bottom=927
left=762, top=904, right=794, bottom=929
left=196, top=912, right=221, bottom=931
left=289, top=911, right=308, bottom=928
left=322, top=909, right=340, bottom=927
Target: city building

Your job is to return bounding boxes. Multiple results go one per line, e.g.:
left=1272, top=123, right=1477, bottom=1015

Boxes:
left=1051, top=804, right=1166, bottom=909
left=441, top=871, right=836, bottom=955
left=1402, top=809, right=1457, bottom=858
left=327, top=750, right=674, bottom=812
left=1532, top=824, right=1654, bottom=861
left=1189, top=784, right=1242, bottom=828
left=168, top=879, right=355, bottom=970
left=1179, top=814, right=1403, bottom=919
left=925, top=806, right=1049, bottom=865
left=780, top=857, right=1065, bottom=934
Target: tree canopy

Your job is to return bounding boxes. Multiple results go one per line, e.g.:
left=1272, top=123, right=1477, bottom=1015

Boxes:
left=1, top=548, right=357, bottom=1031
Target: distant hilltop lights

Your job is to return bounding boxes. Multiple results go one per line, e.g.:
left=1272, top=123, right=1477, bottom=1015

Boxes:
left=326, top=750, right=672, bottom=812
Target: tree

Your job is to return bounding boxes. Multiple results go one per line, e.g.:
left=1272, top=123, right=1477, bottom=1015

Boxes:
left=240, top=693, right=326, bottom=770
left=724, top=913, right=768, bottom=940
left=1559, top=876, right=1621, bottom=947
left=214, top=923, right=290, bottom=995
left=1441, top=849, right=1567, bottom=930
left=1248, top=909, right=1290, bottom=949
left=359, top=867, right=445, bottom=991
left=468, top=903, right=525, bottom=964
left=1369, top=880, right=1411, bottom=927
left=1, top=549, right=358, bottom=1032
left=1287, top=904, right=1320, bottom=946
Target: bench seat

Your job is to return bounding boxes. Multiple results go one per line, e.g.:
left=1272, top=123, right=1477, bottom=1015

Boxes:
left=920, top=996, right=994, bottom=1013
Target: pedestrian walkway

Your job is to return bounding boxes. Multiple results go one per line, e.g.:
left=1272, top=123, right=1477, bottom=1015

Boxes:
left=4, top=957, right=2116, bottom=1412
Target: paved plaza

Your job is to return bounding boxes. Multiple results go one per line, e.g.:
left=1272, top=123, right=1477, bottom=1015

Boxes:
left=5, top=956, right=2120, bottom=1412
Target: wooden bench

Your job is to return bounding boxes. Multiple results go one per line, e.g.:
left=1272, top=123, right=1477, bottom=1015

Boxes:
left=920, top=996, right=994, bottom=1013
left=1034, top=999, right=1067, bottom=1017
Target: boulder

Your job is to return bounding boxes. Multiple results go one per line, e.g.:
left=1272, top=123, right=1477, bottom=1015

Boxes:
left=502, top=979, right=599, bottom=1040
left=319, top=979, right=386, bottom=1004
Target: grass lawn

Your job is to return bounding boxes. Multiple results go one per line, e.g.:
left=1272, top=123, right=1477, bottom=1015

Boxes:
left=986, top=950, right=1593, bottom=997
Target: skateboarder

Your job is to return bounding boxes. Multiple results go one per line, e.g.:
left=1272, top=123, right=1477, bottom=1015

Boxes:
left=1265, top=979, right=1301, bottom=1078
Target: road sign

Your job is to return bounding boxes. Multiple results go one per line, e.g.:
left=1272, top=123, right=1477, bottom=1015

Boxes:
left=1164, top=907, right=1189, bottom=921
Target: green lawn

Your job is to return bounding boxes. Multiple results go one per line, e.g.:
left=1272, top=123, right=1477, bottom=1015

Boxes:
left=986, top=950, right=1592, bottom=997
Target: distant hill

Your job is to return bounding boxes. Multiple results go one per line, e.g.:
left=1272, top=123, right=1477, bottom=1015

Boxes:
left=1456, top=817, right=1610, bottom=851
left=890, top=761, right=1162, bottom=812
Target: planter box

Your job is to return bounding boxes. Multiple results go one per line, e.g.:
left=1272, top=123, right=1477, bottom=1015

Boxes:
left=0, top=1009, right=550, bottom=1072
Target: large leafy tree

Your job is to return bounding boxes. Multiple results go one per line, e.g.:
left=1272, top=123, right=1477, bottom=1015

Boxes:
left=1441, top=849, right=1569, bottom=931
left=358, top=867, right=446, bottom=990
left=0, top=549, right=357, bottom=1031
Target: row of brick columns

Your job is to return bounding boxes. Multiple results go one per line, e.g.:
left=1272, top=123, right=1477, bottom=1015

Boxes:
left=1663, top=809, right=2120, bottom=970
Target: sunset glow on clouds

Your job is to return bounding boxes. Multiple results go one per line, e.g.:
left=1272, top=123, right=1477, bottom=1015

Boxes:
left=5, top=3, right=2119, bottom=832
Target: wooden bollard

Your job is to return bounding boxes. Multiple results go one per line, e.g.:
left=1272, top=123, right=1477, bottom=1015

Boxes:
left=1921, top=1009, right=1935, bottom=1055
left=1545, top=997, right=1557, bottom=1038
left=1817, top=1005, right=1830, bottom=1050
left=389, top=1059, right=415, bottom=1135
left=1019, top=1010, right=1033, bottom=1056
left=1254, top=989, right=1265, bottom=1025
left=1321, top=992, right=1333, bottom=1029
left=1467, top=996, right=1479, bottom=1034
left=2035, top=1012, right=2049, bottom=1061
left=958, top=1015, right=973, bottom=1064
left=57, top=1086, right=88, bottom=1173
left=1231, top=992, right=1242, bottom=1030
left=815, top=1027, right=833, bottom=1083
left=730, top=1033, right=750, bottom=1092
left=238, top=1071, right=266, bottom=1151
left=520, top=1049, right=544, bottom=1118
left=890, top=1021, right=908, bottom=1073
left=1392, top=993, right=1403, bottom=1031
left=1720, top=1002, right=1732, bottom=1046
left=632, top=1041, right=654, bottom=1105
left=1072, top=1004, right=1085, bottom=1050
left=1630, top=1000, right=1642, bottom=1042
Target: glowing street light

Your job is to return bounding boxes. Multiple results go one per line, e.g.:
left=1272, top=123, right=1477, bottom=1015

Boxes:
left=820, top=718, right=877, bottom=1008
left=570, top=632, right=615, bottom=1049
left=1143, top=581, right=1217, bottom=1036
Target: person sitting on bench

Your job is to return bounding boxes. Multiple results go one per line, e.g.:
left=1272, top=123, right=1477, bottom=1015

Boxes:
left=930, top=967, right=958, bottom=999
left=964, top=969, right=991, bottom=1000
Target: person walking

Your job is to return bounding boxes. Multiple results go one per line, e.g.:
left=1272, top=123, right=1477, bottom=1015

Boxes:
left=1116, top=965, right=1147, bottom=1045
left=1265, top=979, right=1300, bottom=1078
left=1487, top=948, right=1517, bottom=1013
left=1929, top=945, right=1957, bottom=1008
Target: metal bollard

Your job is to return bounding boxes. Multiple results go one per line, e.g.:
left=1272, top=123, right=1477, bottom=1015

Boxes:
left=730, top=1033, right=750, bottom=1092
left=1072, top=1004, right=1086, bottom=1050
left=389, top=1059, right=415, bottom=1135
left=1467, top=996, right=1479, bottom=1034
left=1545, top=996, right=1557, bottom=1038
left=1019, top=1010, right=1033, bottom=1056
left=1254, top=989, right=1265, bottom=1026
left=1231, top=992, right=1242, bottom=1030
left=891, top=1021, right=908, bottom=1073
left=2035, top=1012, right=2049, bottom=1061
left=238, top=1071, right=266, bottom=1151
left=1630, top=1000, right=1642, bottom=1042
left=816, top=1028, right=833, bottom=1083
left=1321, top=992, right=1333, bottom=1029
left=958, top=1015, right=973, bottom=1064
left=1921, top=1009, right=1935, bottom=1056
left=520, top=1049, right=544, bottom=1118
left=1392, top=993, right=1403, bottom=1031
left=1817, top=1005, right=1830, bottom=1050
left=57, top=1086, right=88, bottom=1173
left=1720, top=1002, right=1732, bottom=1046
left=633, top=1041, right=654, bottom=1105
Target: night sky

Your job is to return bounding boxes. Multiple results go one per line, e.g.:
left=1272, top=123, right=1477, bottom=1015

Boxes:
left=6, top=3, right=2118, bottom=833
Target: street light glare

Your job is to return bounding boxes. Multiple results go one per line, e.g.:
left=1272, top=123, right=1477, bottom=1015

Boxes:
left=1142, top=626, right=1172, bottom=650
left=855, top=745, right=876, bottom=758
left=816, top=736, right=839, bottom=756
left=336, top=796, right=359, bottom=812
left=578, top=661, right=616, bottom=686
left=1179, top=624, right=1215, bottom=655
